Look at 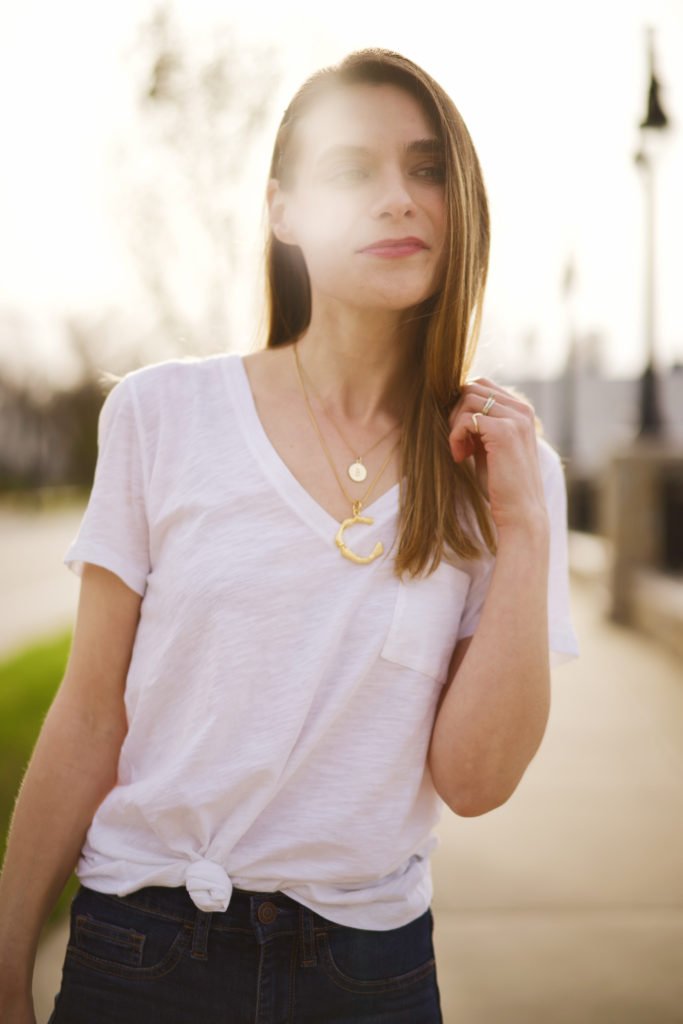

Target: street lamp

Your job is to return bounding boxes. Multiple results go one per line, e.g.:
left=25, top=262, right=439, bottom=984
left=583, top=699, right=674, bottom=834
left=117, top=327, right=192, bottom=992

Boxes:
left=634, top=27, right=669, bottom=438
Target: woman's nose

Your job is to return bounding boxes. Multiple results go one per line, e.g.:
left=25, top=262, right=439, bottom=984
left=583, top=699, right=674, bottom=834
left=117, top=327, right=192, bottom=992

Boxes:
left=371, top=172, right=416, bottom=219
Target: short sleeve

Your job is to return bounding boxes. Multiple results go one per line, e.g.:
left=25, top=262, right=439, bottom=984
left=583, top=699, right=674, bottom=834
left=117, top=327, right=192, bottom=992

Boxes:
left=457, top=551, right=494, bottom=640
left=456, top=437, right=579, bottom=667
left=64, top=376, right=151, bottom=596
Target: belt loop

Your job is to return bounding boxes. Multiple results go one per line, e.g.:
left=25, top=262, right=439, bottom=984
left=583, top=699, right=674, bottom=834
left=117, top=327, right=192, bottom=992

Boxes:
left=191, top=909, right=212, bottom=960
left=298, top=904, right=317, bottom=967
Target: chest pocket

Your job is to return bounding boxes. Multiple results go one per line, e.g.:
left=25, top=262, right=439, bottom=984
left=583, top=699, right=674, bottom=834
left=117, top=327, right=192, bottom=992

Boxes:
left=380, top=560, right=471, bottom=683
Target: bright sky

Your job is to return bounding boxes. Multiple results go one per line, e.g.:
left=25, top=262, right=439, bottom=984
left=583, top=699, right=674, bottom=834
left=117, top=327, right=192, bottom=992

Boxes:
left=0, top=0, right=681, bottom=382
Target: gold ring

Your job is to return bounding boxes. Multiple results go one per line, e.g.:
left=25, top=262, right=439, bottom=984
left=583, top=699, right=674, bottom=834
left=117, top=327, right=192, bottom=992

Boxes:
left=482, top=394, right=496, bottom=415
left=472, top=412, right=482, bottom=433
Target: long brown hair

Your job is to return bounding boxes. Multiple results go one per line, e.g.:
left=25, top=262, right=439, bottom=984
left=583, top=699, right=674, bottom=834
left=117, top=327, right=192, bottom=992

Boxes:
left=264, top=48, right=496, bottom=576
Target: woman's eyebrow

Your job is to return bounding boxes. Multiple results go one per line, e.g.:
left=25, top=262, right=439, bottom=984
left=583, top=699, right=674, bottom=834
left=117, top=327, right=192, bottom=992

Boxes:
left=315, top=144, right=371, bottom=167
left=405, top=138, right=441, bottom=156
left=315, top=138, right=441, bottom=167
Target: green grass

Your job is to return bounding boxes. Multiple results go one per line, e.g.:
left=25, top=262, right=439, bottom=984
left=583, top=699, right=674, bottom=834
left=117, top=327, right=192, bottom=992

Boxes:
left=0, top=631, right=79, bottom=926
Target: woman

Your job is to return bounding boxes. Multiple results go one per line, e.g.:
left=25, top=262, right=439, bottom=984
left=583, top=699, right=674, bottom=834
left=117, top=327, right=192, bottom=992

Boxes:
left=0, top=48, right=577, bottom=1023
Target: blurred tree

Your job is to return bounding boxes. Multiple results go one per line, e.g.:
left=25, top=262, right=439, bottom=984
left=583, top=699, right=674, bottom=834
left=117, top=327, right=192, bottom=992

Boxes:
left=114, top=4, right=280, bottom=357
left=0, top=7, right=280, bottom=494
left=0, top=314, right=127, bottom=491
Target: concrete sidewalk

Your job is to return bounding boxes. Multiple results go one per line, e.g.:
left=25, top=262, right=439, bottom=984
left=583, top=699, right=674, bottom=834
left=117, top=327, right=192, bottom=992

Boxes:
left=4, top=510, right=682, bottom=1022
left=0, top=502, right=82, bottom=657
left=429, top=572, right=683, bottom=1023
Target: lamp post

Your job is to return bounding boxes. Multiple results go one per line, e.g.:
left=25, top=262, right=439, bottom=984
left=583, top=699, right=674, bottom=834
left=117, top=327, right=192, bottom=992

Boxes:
left=634, top=27, right=669, bottom=438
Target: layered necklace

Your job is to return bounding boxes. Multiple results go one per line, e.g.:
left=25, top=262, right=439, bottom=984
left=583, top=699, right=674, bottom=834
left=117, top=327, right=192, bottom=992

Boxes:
left=297, top=362, right=399, bottom=483
left=293, top=343, right=401, bottom=565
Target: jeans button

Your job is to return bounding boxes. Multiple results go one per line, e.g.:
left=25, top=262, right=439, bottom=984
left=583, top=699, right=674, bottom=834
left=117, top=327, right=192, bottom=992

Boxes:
left=257, top=901, right=279, bottom=924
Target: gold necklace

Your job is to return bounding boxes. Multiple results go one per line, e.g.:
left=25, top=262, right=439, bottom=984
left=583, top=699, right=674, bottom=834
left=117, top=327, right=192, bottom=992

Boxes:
left=298, top=362, right=399, bottom=483
left=293, top=343, right=400, bottom=565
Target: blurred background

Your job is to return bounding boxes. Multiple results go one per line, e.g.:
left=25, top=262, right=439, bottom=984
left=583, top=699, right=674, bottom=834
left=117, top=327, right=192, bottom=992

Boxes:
left=1, top=0, right=682, bottom=1021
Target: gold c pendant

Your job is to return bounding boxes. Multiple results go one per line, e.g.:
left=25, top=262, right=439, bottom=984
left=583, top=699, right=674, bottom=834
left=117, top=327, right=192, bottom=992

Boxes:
left=335, top=504, right=383, bottom=565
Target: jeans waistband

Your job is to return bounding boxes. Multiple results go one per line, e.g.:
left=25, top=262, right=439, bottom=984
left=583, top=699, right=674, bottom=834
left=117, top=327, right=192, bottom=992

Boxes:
left=92, top=884, right=339, bottom=935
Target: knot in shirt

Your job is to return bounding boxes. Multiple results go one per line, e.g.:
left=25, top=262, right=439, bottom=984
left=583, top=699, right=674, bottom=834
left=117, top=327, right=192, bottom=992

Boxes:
left=185, top=859, right=233, bottom=912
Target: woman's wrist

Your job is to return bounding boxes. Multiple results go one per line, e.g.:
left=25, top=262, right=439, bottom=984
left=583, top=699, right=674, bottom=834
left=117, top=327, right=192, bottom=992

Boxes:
left=0, top=931, right=37, bottom=987
left=494, top=508, right=550, bottom=552
left=0, top=960, right=34, bottom=999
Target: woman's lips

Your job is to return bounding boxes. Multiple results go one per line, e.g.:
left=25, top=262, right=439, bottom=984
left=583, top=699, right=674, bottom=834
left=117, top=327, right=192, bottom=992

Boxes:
left=360, top=237, right=428, bottom=258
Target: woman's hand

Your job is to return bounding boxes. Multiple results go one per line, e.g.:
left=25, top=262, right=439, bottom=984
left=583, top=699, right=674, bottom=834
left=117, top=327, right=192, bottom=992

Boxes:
left=448, top=377, right=548, bottom=535
left=0, top=990, right=37, bottom=1024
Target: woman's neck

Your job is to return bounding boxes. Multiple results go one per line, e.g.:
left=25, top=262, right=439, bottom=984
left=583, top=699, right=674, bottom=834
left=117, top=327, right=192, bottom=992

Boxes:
left=295, top=303, right=418, bottom=426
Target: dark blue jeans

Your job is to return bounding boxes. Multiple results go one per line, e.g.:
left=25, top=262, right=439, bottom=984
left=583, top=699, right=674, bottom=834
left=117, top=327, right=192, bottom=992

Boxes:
left=49, top=884, right=443, bottom=1022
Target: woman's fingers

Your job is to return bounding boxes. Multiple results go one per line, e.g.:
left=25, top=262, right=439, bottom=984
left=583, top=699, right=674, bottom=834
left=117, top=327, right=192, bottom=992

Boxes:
left=448, top=380, right=534, bottom=463
left=447, top=378, right=546, bottom=530
left=448, top=379, right=533, bottom=431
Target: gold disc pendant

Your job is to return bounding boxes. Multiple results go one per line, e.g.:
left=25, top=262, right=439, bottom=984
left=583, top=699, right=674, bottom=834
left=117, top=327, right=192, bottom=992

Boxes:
left=335, top=506, right=383, bottom=565
left=348, top=459, right=368, bottom=483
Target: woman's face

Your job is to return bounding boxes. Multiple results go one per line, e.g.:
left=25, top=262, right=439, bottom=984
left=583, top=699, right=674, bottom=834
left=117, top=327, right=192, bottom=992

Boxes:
left=270, top=82, right=447, bottom=314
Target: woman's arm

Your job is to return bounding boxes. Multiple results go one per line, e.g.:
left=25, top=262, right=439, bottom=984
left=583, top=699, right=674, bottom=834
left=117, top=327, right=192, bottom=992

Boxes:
left=427, top=378, right=551, bottom=817
left=0, top=564, right=141, bottom=1016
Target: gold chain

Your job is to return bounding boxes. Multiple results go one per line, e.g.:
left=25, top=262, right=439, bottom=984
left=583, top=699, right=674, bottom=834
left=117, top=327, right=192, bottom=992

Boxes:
left=298, top=360, right=399, bottom=463
left=292, top=343, right=400, bottom=515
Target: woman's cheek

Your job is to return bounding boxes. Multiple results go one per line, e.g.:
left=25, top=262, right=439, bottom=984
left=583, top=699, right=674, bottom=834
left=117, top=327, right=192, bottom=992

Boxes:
left=301, top=189, right=357, bottom=244
left=297, top=224, right=353, bottom=284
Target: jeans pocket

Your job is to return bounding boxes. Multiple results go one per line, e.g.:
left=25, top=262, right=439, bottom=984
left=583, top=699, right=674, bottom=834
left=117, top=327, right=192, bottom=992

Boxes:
left=65, top=889, right=191, bottom=980
left=316, top=910, right=436, bottom=994
left=73, top=915, right=145, bottom=967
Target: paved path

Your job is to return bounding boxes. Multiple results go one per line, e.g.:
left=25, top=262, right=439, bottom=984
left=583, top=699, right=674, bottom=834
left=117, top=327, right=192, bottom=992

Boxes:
left=0, top=502, right=83, bottom=658
left=430, top=573, right=683, bottom=1023
left=3, top=509, right=682, bottom=1022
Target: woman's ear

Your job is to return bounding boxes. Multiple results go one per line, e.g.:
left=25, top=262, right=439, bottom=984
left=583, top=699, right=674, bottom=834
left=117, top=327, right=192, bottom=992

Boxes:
left=267, top=178, right=297, bottom=245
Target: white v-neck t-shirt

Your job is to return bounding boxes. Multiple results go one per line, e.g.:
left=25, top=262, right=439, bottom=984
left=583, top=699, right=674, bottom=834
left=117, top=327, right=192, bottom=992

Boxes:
left=64, top=353, right=578, bottom=930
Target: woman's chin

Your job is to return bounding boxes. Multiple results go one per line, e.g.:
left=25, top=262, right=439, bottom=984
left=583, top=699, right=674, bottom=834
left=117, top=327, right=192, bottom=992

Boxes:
left=343, top=283, right=438, bottom=315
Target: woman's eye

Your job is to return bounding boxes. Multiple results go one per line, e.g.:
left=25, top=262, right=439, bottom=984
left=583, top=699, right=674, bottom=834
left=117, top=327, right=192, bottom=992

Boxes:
left=328, top=166, right=368, bottom=184
left=414, top=164, right=445, bottom=183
